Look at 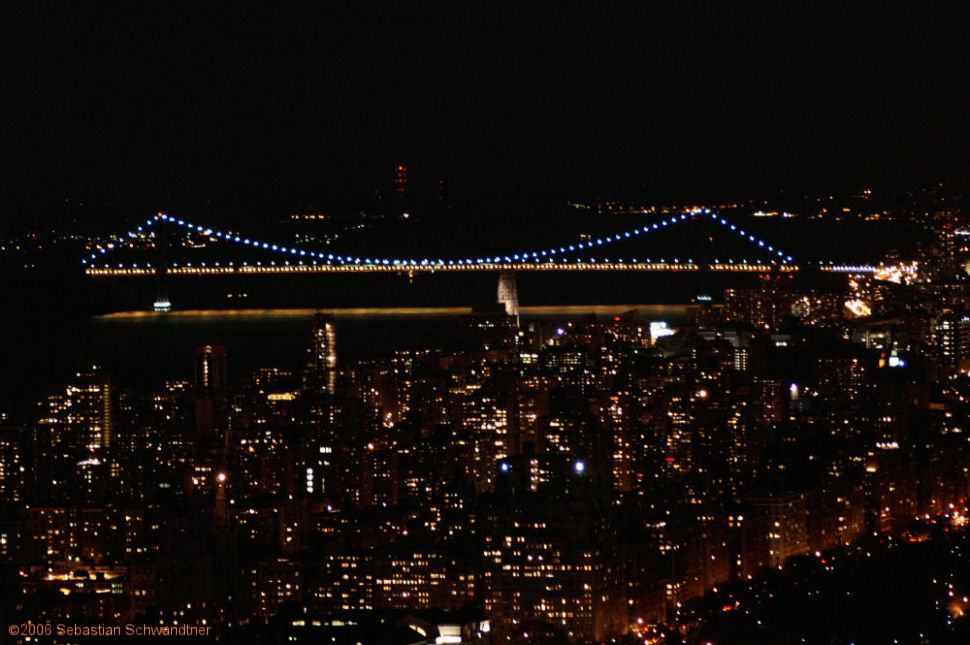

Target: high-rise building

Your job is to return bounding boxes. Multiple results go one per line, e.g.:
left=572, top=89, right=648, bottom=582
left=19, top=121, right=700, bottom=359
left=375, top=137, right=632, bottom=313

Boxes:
left=192, top=344, right=229, bottom=447
left=303, top=315, right=337, bottom=395
left=195, top=344, right=227, bottom=397
left=933, top=311, right=970, bottom=369
left=45, top=366, right=113, bottom=452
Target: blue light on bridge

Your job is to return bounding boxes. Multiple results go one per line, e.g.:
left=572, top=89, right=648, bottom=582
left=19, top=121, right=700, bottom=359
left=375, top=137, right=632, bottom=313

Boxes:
left=87, top=208, right=799, bottom=272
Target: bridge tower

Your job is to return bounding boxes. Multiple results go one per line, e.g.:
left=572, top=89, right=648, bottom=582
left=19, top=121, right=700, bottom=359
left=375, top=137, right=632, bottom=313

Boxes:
left=497, top=271, right=519, bottom=326
left=153, top=216, right=172, bottom=312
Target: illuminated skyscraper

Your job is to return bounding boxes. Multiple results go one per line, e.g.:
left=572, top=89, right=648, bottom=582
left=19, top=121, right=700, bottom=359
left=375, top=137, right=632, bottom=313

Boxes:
left=303, top=314, right=337, bottom=395
left=35, top=366, right=113, bottom=500
left=192, top=344, right=228, bottom=447
left=41, top=366, right=113, bottom=452
left=195, top=344, right=227, bottom=397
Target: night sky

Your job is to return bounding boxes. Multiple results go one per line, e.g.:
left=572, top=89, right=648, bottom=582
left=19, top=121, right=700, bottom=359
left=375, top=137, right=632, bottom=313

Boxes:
left=2, top=4, right=969, bottom=228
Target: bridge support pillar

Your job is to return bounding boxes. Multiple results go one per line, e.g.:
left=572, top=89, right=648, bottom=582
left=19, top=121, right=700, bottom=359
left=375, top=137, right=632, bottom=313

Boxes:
left=497, top=271, right=519, bottom=326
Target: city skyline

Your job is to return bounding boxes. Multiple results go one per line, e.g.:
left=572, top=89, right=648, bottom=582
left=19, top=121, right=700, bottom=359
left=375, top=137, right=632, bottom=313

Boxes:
left=4, top=5, right=970, bottom=645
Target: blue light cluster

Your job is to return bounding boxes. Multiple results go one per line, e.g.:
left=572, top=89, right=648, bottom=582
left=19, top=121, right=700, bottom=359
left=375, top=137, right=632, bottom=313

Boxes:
left=85, top=209, right=797, bottom=269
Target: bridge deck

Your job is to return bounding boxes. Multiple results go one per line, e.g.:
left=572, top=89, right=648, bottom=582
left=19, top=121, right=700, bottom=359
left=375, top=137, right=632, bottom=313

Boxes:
left=86, top=262, right=809, bottom=277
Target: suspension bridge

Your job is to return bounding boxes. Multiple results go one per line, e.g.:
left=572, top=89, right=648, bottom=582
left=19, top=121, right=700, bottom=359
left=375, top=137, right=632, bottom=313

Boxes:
left=84, top=208, right=884, bottom=311
left=83, top=208, right=880, bottom=278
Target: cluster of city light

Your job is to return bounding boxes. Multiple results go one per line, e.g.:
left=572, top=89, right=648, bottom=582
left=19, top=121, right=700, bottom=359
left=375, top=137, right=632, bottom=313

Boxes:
left=83, top=209, right=798, bottom=272
left=82, top=216, right=158, bottom=266
left=844, top=299, right=872, bottom=318
left=873, top=261, right=919, bottom=284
